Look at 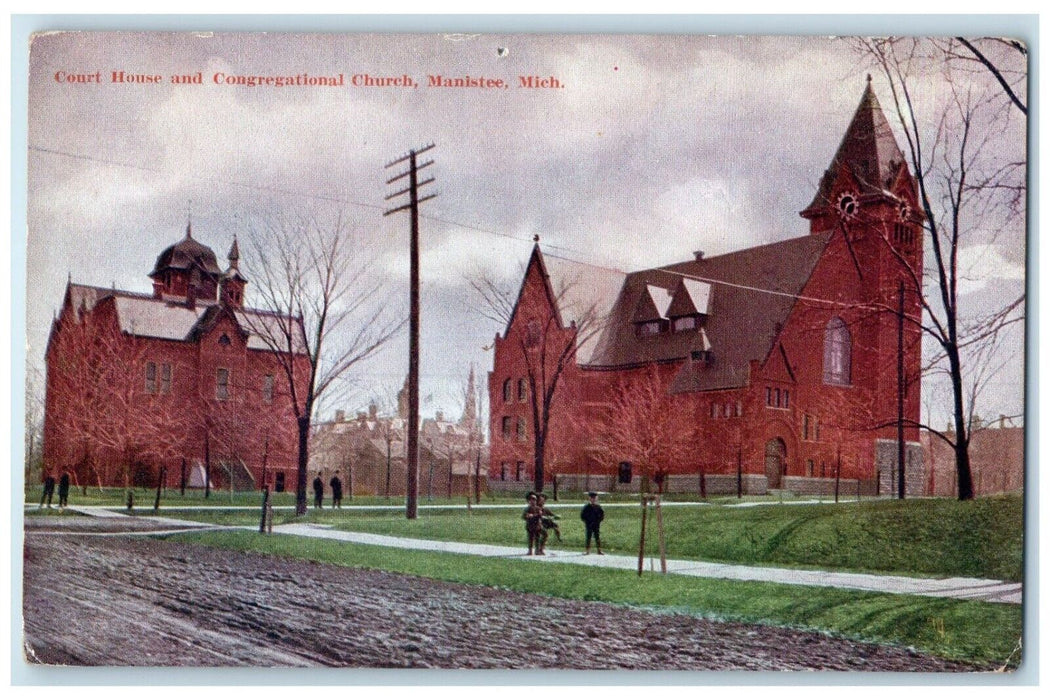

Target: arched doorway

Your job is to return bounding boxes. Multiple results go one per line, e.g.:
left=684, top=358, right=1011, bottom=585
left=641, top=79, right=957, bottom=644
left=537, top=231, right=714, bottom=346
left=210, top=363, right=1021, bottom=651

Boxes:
left=765, top=438, right=787, bottom=489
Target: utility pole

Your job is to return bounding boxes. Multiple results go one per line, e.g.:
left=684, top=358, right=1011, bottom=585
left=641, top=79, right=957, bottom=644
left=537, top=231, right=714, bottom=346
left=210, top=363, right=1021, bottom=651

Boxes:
left=897, top=280, right=906, bottom=500
left=384, top=143, right=436, bottom=520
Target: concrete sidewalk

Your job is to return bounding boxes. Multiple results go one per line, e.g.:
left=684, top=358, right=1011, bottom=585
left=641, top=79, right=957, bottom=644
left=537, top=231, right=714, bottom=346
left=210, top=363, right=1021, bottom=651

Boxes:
left=274, top=522, right=1023, bottom=605
left=44, top=506, right=1022, bottom=605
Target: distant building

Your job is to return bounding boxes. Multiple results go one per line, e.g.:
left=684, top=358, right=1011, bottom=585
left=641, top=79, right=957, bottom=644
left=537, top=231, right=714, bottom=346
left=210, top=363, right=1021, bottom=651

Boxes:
left=489, top=79, right=926, bottom=495
left=923, top=422, right=1024, bottom=497
left=310, top=369, right=487, bottom=497
left=43, top=225, right=308, bottom=490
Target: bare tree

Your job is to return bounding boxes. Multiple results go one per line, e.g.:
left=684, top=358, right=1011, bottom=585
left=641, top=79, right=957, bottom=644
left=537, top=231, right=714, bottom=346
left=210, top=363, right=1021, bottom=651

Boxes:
left=471, top=248, right=606, bottom=494
left=854, top=38, right=1027, bottom=500
left=24, top=365, right=46, bottom=488
left=243, top=209, right=403, bottom=515
left=45, top=311, right=189, bottom=489
left=586, top=366, right=697, bottom=492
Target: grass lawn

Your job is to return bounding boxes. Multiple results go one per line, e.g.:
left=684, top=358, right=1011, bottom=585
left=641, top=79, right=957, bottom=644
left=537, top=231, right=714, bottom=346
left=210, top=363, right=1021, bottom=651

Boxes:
left=143, top=493, right=1023, bottom=581
left=166, top=528, right=1022, bottom=668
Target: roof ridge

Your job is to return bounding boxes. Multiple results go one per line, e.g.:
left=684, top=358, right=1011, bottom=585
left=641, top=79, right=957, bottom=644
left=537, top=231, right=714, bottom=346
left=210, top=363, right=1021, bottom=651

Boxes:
left=647, top=231, right=834, bottom=274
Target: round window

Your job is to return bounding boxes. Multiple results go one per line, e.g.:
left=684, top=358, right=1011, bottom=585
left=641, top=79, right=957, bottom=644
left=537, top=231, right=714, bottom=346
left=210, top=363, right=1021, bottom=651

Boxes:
left=837, top=192, right=858, bottom=217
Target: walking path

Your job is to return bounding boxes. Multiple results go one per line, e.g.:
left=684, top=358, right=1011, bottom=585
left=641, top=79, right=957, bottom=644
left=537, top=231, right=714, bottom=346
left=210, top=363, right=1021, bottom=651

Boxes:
left=38, top=506, right=1022, bottom=605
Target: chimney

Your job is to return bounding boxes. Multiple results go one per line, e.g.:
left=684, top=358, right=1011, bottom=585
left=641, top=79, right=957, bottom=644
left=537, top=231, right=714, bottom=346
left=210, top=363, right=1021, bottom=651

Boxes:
left=334, top=409, right=345, bottom=423
left=369, top=403, right=378, bottom=419
left=435, top=410, right=444, bottom=422
left=693, top=250, right=705, bottom=261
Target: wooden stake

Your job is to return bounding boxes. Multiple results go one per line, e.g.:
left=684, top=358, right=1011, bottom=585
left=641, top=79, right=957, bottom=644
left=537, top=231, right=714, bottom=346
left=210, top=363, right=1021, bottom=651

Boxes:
left=637, top=493, right=648, bottom=576
left=656, top=493, right=667, bottom=574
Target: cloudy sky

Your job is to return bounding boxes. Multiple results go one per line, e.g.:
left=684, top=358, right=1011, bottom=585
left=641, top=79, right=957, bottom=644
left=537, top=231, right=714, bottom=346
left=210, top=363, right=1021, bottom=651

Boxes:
left=24, top=31, right=1026, bottom=428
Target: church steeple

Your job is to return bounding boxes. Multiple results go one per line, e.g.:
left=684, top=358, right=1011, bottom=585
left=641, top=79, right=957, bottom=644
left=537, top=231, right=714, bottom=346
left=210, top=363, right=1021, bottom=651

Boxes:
left=460, top=365, right=478, bottom=433
left=801, top=77, right=913, bottom=234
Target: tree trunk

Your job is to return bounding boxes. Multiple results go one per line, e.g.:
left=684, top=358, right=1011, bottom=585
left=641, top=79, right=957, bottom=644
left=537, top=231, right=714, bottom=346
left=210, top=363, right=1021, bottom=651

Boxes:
left=533, top=430, right=546, bottom=494
left=295, top=415, right=310, bottom=516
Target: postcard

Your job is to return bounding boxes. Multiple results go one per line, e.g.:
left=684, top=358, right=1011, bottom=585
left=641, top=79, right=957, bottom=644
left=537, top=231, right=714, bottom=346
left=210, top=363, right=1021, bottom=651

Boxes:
left=20, top=30, right=1027, bottom=675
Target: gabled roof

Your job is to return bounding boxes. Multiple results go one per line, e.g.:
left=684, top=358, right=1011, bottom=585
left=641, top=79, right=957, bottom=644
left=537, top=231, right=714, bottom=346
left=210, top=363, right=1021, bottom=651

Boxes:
left=585, top=231, right=834, bottom=390
left=804, top=79, right=908, bottom=214
left=62, top=282, right=306, bottom=354
left=542, top=253, right=626, bottom=364
left=666, top=278, right=712, bottom=318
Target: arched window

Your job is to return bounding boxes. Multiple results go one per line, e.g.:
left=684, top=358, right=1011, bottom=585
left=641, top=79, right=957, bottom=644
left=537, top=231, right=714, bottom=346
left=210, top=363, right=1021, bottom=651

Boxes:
left=502, top=378, right=512, bottom=403
left=518, top=378, right=528, bottom=402
left=823, top=317, right=851, bottom=385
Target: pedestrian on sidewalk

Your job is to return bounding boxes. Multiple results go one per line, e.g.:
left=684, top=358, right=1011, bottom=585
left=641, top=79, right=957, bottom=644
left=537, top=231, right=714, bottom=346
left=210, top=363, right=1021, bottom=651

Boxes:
left=522, top=492, right=543, bottom=555
left=40, top=471, right=56, bottom=509
left=330, top=470, right=343, bottom=509
left=313, top=472, right=324, bottom=509
left=537, top=493, right=561, bottom=554
left=58, top=471, right=71, bottom=509
left=580, top=491, right=605, bottom=555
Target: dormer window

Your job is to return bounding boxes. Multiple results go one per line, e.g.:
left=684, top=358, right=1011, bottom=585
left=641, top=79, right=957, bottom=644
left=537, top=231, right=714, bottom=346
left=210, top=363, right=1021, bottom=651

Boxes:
left=691, top=349, right=713, bottom=365
left=637, top=320, right=662, bottom=337
left=672, top=315, right=697, bottom=332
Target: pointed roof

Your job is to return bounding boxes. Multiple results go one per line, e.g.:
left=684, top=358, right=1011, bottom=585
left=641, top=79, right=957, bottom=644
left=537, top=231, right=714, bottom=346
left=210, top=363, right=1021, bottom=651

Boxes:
left=804, top=77, right=908, bottom=214
left=460, top=365, right=478, bottom=427
left=223, top=236, right=248, bottom=282
left=150, top=224, right=223, bottom=279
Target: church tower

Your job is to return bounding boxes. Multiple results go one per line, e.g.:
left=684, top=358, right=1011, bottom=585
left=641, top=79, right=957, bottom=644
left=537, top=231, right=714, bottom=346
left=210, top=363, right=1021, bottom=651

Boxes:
left=800, top=75, right=923, bottom=261
left=801, top=77, right=925, bottom=473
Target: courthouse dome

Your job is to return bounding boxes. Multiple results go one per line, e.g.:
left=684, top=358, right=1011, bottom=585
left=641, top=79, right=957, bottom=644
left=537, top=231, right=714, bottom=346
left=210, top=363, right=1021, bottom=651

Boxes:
left=149, top=223, right=223, bottom=279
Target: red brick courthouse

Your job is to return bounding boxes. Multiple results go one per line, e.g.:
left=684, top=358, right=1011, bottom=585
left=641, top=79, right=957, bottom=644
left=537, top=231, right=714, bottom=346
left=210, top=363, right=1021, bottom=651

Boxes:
left=43, top=226, right=308, bottom=490
left=489, top=81, right=925, bottom=496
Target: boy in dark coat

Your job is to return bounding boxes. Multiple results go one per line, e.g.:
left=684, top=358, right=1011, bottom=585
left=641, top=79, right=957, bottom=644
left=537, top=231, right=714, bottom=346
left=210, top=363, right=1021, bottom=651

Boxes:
left=580, top=491, right=605, bottom=555
left=312, top=473, right=324, bottom=509
left=522, top=493, right=543, bottom=555
left=57, top=471, right=71, bottom=509
left=330, top=470, right=343, bottom=509
left=40, top=471, right=56, bottom=509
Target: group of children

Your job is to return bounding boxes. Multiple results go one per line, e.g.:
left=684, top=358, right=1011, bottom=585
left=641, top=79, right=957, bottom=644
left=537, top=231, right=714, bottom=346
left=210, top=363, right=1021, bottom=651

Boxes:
left=522, top=490, right=605, bottom=556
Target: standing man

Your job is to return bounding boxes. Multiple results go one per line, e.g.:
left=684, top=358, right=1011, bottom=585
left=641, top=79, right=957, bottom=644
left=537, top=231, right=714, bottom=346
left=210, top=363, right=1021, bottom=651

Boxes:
left=40, top=471, right=56, bottom=509
left=312, top=472, right=324, bottom=510
left=330, top=470, right=344, bottom=509
left=57, top=471, right=71, bottom=509
left=580, top=491, right=605, bottom=555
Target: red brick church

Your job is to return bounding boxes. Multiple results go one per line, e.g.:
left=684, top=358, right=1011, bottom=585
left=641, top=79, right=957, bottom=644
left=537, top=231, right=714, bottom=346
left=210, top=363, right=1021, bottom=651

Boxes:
left=488, top=79, right=925, bottom=495
left=43, top=225, right=308, bottom=490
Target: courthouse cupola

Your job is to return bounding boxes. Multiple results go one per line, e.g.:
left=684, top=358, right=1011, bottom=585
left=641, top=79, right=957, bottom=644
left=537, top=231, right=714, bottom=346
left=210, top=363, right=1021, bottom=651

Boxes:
left=149, top=222, right=223, bottom=302
left=801, top=76, right=918, bottom=235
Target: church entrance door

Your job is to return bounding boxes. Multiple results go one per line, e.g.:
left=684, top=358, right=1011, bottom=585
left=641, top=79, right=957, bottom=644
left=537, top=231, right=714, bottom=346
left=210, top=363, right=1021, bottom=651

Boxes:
left=765, top=438, right=786, bottom=489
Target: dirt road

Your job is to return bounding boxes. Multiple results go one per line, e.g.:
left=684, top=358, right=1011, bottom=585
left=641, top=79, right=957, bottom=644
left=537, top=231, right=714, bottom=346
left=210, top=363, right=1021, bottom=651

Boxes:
left=22, top=517, right=986, bottom=671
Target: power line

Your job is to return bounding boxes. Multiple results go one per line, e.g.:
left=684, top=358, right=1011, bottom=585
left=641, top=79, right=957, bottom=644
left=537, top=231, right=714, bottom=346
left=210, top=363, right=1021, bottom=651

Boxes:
left=29, top=143, right=911, bottom=313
